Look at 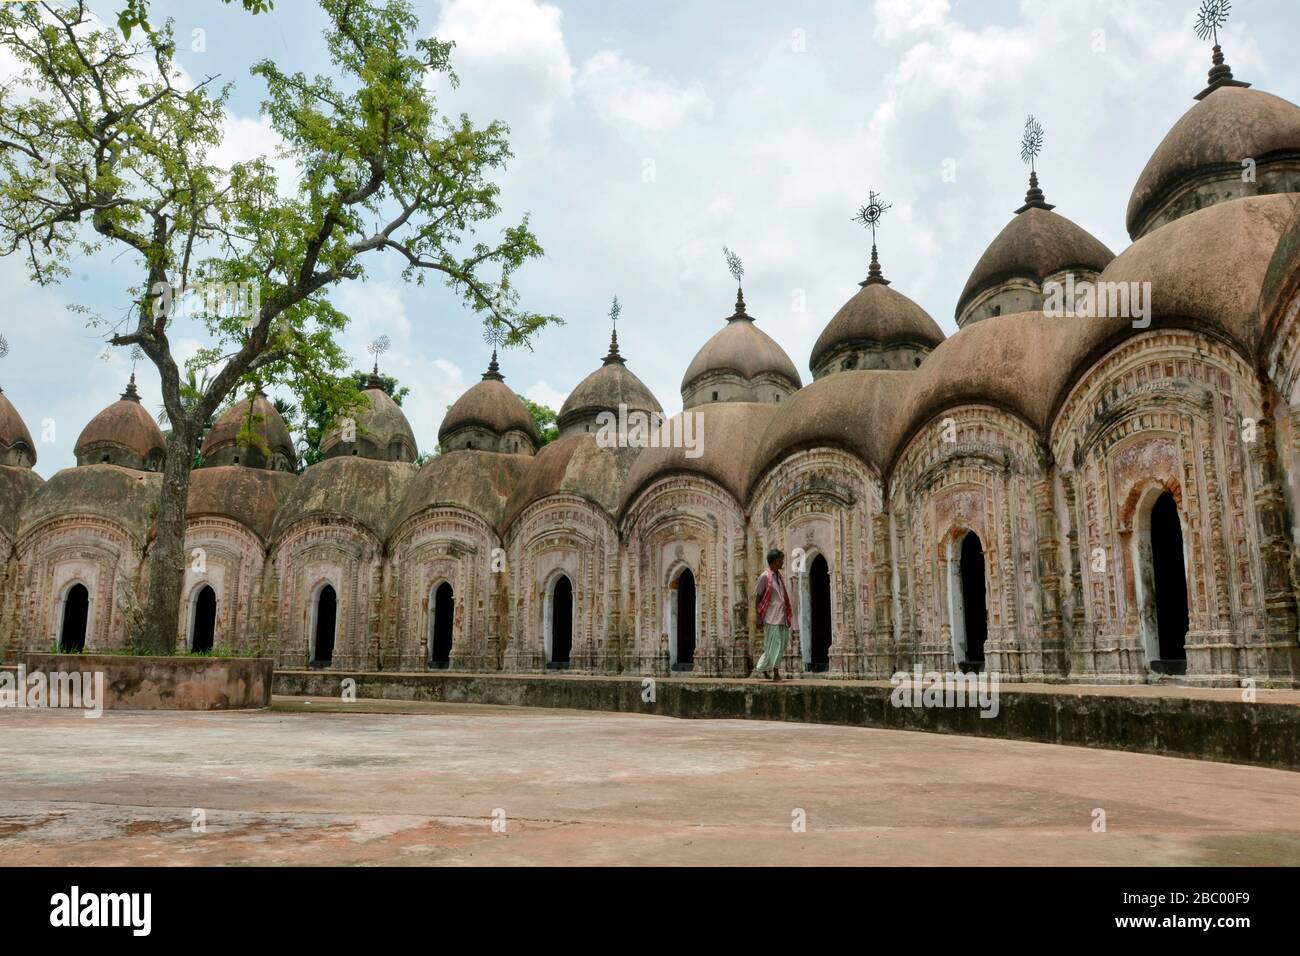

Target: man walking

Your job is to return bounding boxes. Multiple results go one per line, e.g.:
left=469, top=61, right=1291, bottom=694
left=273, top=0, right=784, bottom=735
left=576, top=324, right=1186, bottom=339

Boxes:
left=754, top=548, right=793, bottom=681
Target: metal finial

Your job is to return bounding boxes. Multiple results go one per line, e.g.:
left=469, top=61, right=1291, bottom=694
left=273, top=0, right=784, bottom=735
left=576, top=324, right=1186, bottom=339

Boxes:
left=482, top=318, right=507, bottom=349
left=1193, top=0, right=1248, bottom=99
left=723, top=246, right=744, bottom=287
left=366, top=335, right=390, bottom=369
left=604, top=295, right=625, bottom=365
left=853, top=191, right=892, bottom=285
left=482, top=349, right=504, bottom=381
left=121, top=371, right=141, bottom=402
left=0, top=331, right=9, bottom=361
left=1194, top=0, right=1231, bottom=44
left=365, top=335, right=390, bottom=387
left=1020, top=115, right=1044, bottom=172
left=1015, top=116, right=1055, bottom=213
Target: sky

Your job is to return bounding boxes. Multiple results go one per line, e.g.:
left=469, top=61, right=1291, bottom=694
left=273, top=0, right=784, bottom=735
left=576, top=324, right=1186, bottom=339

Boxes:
left=2, top=0, right=1299, bottom=478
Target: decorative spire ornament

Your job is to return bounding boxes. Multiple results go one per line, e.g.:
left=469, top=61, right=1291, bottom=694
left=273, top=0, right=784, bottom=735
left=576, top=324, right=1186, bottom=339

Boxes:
left=1016, top=115, right=1055, bottom=213
left=603, top=295, right=626, bottom=365
left=722, top=246, right=750, bottom=318
left=1193, top=0, right=1249, bottom=99
left=0, top=330, right=7, bottom=393
left=482, top=348, right=504, bottom=382
left=366, top=335, right=390, bottom=388
left=852, top=191, right=892, bottom=286
left=121, top=371, right=141, bottom=402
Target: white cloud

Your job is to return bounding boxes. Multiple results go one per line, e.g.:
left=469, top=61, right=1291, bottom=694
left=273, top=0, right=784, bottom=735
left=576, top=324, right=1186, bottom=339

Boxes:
left=428, top=0, right=575, bottom=147
left=873, top=0, right=951, bottom=42
left=577, top=50, right=713, bottom=133
left=525, top=379, right=567, bottom=412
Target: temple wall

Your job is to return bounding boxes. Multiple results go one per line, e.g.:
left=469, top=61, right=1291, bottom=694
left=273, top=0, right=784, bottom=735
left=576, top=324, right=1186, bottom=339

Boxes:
left=1051, top=330, right=1298, bottom=686
left=748, top=448, right=880, bottom=678
left=621, top=476, right=747, bottom=677
left=889, top=406, right=1053, bottom=682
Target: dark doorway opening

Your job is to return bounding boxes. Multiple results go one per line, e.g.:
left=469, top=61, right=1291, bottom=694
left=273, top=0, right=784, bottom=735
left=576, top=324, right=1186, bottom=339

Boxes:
left=60, top=583, right=88, bottom=652
left=961, top=532, right=987, bottom=666
left=431, top=581, right=454, bottom=668
left=1151, top=492, right=1189, bottom=664
left=549, top=575, right=572, bottom=668
left=809, top=555, right=832, bottom=671
left=674, top=568, right=696, bottom=670
left=313, top=585, right=336, bottom=666
left=191, top=585, right=216, bottom=652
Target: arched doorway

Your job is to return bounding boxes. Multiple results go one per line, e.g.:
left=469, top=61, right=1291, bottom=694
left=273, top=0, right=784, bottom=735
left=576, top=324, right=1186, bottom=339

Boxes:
left=960, top=532, right=987, bottom=667
left=429, top=581, right=454, bottom=668
left=1150, top=492, right=1189, bottom=663
left=808, top=555, right=832, bottom=671
left=673, top=568, right=696, bottom=670
left=548, top=574, right=572, bottom=668
left=190, top=585, right=216, bottom=652
left=59, top=583, right=89, bottom=652
left=312, top=584, right=336, bottom=666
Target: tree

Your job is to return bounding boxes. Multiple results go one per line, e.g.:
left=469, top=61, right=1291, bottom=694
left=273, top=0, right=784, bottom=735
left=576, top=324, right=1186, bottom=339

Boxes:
left=298, top=368, right=409, bottom=468
left=0, top=0, right=560, bottom=653
left=518, top=394, right=557, bottom=446
left=116, top=0, right=274, bottom=40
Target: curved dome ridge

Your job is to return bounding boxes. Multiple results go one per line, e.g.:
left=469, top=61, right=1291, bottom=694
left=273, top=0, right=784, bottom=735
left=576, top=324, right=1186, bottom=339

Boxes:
left=321, top=371, right=418, bottom=462
left=1127, top=85, right=1300, bottom=240
left=811, top=275, right=944, bottom=377
left=956, top=196, right=1115, bottom=325
left=0, top=388, right=37, bottom=468
left=681, top=288, right=801, bottom=408
left=74, top=375, right=167, bottom=471
left=558, top=327, right=662, bottom=437
left=200, top=390, right=297, bottom=471
left=438, top=351, right=539, bottom=455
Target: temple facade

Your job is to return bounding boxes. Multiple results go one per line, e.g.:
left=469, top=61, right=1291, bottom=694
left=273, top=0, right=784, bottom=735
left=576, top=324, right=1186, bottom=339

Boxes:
left=4, top=51, right=1300, bottom=687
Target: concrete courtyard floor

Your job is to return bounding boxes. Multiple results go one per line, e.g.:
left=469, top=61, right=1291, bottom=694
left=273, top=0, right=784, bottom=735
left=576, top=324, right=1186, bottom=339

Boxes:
left=2, top=696, right=1299, bottom=866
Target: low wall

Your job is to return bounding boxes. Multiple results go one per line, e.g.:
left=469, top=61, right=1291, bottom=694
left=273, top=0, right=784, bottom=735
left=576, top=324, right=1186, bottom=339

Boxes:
left=274, top=670, right=1300, bottom=771
left=22, top=654, right=274, bottom=710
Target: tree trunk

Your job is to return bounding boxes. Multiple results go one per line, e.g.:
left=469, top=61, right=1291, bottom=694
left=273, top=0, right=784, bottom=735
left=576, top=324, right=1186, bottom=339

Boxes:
left=137, top=423, right=198, bottom=655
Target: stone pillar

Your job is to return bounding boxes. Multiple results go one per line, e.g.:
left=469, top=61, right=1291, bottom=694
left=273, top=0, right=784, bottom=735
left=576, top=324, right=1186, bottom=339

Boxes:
left=1251, top=407, right=1300, bottom=683
left=606, top=546, right=623, bottom=674
left=893, top=508, right=916, bottom=673
left=867, top=511, right=894, bottom=679
left=998, top=464, right=1020, bottom=679
left=1033, top=449, right=1068, bottom=679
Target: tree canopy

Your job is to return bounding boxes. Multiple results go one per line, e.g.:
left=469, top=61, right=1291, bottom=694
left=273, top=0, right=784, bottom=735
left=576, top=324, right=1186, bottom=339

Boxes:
left=0, top=0, right=560, bottom=651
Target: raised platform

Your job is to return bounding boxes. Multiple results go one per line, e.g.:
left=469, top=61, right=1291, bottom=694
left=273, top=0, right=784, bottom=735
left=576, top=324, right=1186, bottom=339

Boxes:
left=274, top=670, right=1300, bottom=772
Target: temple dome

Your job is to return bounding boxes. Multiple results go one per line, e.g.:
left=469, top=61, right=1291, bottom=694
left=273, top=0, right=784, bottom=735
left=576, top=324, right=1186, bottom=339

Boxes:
left=681, top=289, right=801, bottom=409
left=0, top=387, right=37, bottom=468
left=271, top=456, right=417, bottom=542
left=19, top=464, right=161, bottom=544
left=890, top=197, right=1300, bottom=464
left=74, top=376, right=166, bottom=471
left=1127, top=78, right=1300, bottom=240
left=200, top=390, right=297, bottom=471
left=620, top=402, right=780, bottom=513
left=320, top=368, right=418, bottom=462
left=558, top=328, right=662, bottom=438
left=0, top=465, right=43, bottom=541
left=503, top=432, right=634, bottom=529
left=748, top=370, right=914, bottom=495
left=811, top=263, right=944, bottom=378
left=438, top=352, right=538, bottom=455
left=187, top=466, right=297, bottom=543
left=394, top=448, right=533, bottom=535
left=956, top=178, right=1114, bottom=328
